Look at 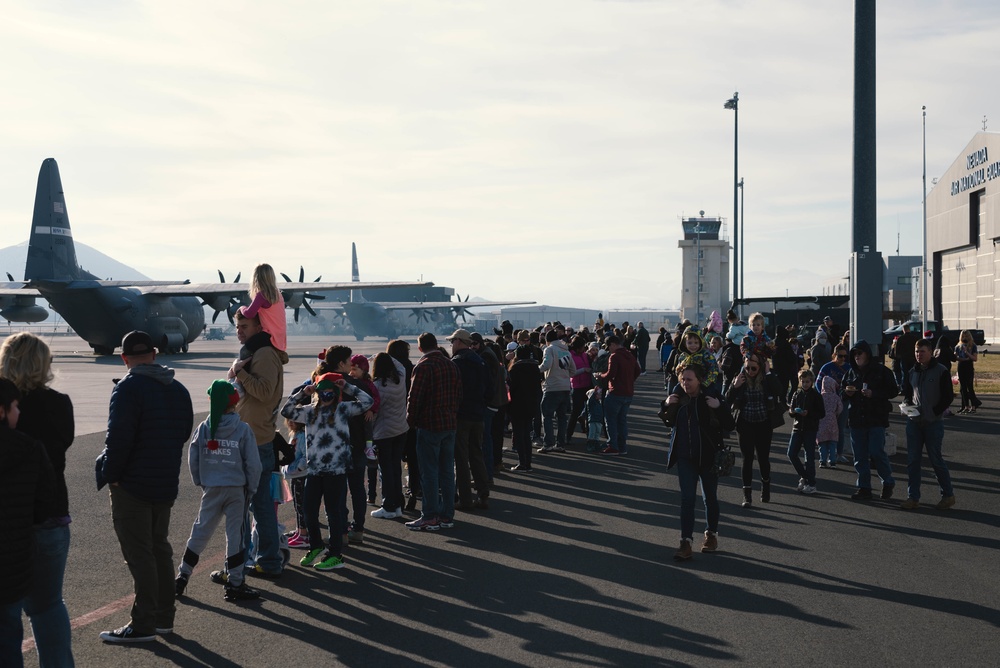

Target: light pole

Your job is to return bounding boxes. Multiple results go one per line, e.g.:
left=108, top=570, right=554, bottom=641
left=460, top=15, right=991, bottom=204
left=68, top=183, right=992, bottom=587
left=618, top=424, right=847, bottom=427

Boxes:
left=921, top=106, right=928, bottom=335
left=725, top=92, right=739, bottom=313
left=694, top=219, right=704, bottom=326
left=738, top=177, right=745, bottom=303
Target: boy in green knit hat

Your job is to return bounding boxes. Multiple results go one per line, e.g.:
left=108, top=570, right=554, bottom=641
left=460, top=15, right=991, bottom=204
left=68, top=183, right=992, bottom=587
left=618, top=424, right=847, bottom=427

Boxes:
left=175, top=380, right=262, bottom=602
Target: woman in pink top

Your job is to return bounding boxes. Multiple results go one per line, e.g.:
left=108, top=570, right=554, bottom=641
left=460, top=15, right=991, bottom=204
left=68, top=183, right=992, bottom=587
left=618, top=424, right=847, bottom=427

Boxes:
left=567, top=335, right=593, bottom=442
left=240, top=263, right=286, bottom=351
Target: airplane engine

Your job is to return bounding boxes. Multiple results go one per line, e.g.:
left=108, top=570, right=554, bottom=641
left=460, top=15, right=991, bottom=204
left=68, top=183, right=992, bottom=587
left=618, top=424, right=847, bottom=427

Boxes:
left=150, top=316, right=190, bottom=354
left=0, top=303, right=49, bottom=323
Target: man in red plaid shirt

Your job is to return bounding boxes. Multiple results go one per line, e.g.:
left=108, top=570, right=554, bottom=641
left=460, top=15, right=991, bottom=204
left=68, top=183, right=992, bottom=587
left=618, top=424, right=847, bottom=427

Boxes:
left=405, top=332, right=462, bottom=531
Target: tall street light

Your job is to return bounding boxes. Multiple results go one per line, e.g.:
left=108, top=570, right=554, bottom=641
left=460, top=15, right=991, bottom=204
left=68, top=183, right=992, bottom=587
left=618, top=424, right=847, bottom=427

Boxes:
left=725, top=92, right=739, bottom=313
left=738, top=177, right=745, bottom=303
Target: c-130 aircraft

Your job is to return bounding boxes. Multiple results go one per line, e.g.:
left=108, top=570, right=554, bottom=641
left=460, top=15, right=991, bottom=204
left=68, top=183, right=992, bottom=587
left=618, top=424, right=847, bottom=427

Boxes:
left=0, top=158, right=431, bottom=354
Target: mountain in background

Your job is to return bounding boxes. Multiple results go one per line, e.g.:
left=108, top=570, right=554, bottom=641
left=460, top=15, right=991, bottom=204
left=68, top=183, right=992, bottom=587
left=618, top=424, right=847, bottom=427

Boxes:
left=0, top=240, right=151, bottom=282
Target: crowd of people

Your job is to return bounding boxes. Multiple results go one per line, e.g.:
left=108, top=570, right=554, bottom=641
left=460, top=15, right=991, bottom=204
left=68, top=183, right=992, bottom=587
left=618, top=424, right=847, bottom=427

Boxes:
left=656, top=309, right=981, bottom=562
left=0, top=268, right=989, bottom=661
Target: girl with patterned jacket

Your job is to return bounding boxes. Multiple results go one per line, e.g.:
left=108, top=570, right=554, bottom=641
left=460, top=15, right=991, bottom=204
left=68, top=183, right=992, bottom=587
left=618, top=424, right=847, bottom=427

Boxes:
left=279, top=372, right=372, bottom=572
left=675, top=326, right=720, bottom=390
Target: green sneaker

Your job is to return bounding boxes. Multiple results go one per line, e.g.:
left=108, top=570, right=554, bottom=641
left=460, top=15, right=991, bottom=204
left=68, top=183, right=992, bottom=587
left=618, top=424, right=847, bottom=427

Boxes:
left=314, top=553, right=345, bottom=571
left=300, top=547, right=324, bottom=567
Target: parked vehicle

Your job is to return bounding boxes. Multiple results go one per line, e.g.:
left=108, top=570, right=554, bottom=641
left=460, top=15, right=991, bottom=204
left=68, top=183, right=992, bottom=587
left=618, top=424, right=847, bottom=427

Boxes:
left=882, top=320, right=985, bottom=349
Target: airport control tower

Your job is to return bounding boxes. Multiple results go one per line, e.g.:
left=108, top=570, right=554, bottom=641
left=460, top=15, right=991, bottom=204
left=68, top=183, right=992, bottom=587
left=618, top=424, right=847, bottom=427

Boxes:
left=678, top=213, right=730, bottom=327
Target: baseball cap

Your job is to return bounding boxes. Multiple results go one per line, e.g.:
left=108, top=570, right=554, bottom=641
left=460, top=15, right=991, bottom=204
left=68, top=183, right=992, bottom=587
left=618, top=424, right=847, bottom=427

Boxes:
left=447, top=329, right=473, bottom=344
left=122, top=331, right=155, bottom=356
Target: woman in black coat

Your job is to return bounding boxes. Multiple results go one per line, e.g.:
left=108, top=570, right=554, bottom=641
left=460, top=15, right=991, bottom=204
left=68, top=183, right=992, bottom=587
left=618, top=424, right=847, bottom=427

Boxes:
left=663, top=363, right=731, bottom=561
left=0, top=333, right=74, bottom=666
left=507, top=346, right=543, bottom=472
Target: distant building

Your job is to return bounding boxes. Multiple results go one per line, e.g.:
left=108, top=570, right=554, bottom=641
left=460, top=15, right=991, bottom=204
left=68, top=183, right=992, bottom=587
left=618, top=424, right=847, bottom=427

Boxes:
left=607, top=310, right=680, bottom=334
left=926, top=131, right=1000, bottom=343
left=821, top=254, right=920, bottom=326
left=498, top=305, right=602, bottom=331
left=678, top=214, right=730, bottom=326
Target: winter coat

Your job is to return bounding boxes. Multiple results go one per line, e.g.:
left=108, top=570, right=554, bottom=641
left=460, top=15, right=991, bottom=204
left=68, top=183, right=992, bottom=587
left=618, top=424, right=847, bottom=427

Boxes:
left=817, top=376, right=843, bottom=442
left=507, top=359, right=543, bottom=421
left=280, top=384, right=373, bottom=475
left=725, top=372, right=786, bottom=429
left=16, top=387, right=74, bottom=519
left=235, top=331, right=285, bottom=446
left=539, top=340, right=576, bottom=392
left=789, top=385, right=826, bottom=432
left=675, top=326, right=720, bottom=388
left=662, top=392, right=732, bottom=470
left=842, top=340, right=899, bottom=429
left=453, top=348, right=489, bottom=420
left=373, top=358, right=409, bottom=440
left=902, top=361, right=954, bottom=423
left=100, top=363, right=194, bottom=502
left=0, top=426, right=55, bottom=604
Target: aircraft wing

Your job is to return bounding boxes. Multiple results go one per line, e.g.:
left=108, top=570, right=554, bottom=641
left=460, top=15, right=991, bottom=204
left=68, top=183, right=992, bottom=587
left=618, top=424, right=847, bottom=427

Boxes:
left=134, top=281, right=432, bottom=297
left=308, top=300, right=535, bottom=311
left=0, top=282, right=41, bottom=297
left=381, top=300, right=535, bottom=310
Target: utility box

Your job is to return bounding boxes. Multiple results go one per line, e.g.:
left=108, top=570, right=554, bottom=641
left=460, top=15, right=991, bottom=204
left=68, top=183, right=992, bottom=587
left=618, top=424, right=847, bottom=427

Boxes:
left=850, top=251, right=884, bottom=356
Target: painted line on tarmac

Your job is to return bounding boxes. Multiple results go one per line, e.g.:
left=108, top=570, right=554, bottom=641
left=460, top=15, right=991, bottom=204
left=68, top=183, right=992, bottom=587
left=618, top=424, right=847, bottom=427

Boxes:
left=21, top=547, right=228, bottom=655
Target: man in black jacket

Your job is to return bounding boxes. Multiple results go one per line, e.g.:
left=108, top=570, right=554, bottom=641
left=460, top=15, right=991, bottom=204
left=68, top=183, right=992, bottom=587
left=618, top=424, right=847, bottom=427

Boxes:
left=98, top=331, right=193, bottom=644
left=899, top=339, right=956, bottom=510
left=842, top=340, right=898, bottom=501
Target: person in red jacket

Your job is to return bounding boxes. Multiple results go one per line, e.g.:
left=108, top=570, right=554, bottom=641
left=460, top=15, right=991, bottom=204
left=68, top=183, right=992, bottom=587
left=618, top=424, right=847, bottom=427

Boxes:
left=596, top=335, right=641, bottom=455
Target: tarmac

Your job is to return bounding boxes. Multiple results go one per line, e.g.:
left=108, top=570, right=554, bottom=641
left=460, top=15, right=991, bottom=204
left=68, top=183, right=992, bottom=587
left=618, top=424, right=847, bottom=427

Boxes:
left=16, top=335, right=1000, bottom=667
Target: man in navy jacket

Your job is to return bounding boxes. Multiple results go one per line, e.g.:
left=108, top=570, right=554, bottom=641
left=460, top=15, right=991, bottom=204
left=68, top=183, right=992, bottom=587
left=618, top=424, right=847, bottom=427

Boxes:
left=98, top=331, right=193, bottom=644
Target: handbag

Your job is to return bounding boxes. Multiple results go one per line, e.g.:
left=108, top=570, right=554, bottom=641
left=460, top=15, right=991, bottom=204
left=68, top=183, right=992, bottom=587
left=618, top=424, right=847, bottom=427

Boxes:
left=714, top=444, right=735, bottom=477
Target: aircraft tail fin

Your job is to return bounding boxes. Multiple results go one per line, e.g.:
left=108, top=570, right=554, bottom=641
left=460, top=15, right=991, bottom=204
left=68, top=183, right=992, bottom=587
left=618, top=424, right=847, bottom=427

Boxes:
left=350, top=242, right=364, bottom=302
left=25, top=159, right=91, bottom=281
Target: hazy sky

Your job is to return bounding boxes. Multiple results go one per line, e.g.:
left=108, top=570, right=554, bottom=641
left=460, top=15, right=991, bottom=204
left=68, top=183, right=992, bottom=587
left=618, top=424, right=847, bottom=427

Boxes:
left=2, top=1, right=998, bottom=310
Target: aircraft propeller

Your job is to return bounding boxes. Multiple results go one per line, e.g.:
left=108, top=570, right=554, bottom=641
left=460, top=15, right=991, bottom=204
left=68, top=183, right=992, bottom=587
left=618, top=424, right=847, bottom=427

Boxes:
left=201, top=270, right=243, bottom=324
left=450, top=294, right=475, bottom=323
left=280, top=266, right=326, bottom=323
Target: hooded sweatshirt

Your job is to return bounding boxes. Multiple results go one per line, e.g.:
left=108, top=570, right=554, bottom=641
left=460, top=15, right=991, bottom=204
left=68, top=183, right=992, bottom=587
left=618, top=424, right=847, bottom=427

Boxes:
left=189, top=411, right=262, bottom=490
left=539, top=339, right=576, bottom=392
left=842, top=339, right=899, bottom=428
left=817, top=376, right=843, bottom=442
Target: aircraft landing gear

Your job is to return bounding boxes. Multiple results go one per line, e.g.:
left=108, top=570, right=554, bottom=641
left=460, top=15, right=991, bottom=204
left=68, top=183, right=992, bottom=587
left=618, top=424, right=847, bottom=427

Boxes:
left=92, top=345, right=115, bottom=356
left=354, top=334, right=365, bottom=341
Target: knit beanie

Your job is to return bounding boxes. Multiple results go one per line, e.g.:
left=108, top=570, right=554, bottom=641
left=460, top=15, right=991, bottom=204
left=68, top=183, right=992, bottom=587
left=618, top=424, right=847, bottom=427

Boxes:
left=350, top=354, right=370, bottom=373
left=207, top=380, right=239, bottom=450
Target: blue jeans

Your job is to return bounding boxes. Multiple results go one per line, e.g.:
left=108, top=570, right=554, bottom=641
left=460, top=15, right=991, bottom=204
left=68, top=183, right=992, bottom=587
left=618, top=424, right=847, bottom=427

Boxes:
left=603, top=393, right=633, bottom=452
left=0, top=599, right=25, bottom=668
left=836, top=399, right=851, bottom=457
left=24, top=524, right=74, bottom=667
left=819, top=440, right=837, bottom=465
left=540, top=390, right=571, bottom=446
left=850, top=427, right=895, bottom=490
left=787, top=429, right=818, bottom=485
left=415, top=429, right=456, bottom=520
left=905, top=420, right=953, bottom=501
left=244, top=442, right=282, bottom=572
left=676, top=458, right=720, bottom=541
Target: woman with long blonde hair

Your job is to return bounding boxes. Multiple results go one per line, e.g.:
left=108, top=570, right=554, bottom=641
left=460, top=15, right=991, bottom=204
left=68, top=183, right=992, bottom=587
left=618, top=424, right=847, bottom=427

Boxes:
left=954, top=330, right=982, bottom=414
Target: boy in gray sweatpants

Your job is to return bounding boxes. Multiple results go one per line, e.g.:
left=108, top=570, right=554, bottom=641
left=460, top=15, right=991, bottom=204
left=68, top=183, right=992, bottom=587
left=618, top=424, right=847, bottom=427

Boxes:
left=175, top=380, right=262, bottom=602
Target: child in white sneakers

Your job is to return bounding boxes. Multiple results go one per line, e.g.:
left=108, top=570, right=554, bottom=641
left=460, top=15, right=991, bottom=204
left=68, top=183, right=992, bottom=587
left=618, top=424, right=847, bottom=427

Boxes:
left=176, top=380, right=262, bottom=602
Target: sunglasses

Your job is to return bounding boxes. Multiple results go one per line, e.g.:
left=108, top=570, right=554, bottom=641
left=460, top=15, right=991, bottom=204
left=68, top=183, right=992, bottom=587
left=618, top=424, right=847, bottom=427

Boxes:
left=836, top=354, right=847, bottom=359
left=746, top=365, right=760, bottom=372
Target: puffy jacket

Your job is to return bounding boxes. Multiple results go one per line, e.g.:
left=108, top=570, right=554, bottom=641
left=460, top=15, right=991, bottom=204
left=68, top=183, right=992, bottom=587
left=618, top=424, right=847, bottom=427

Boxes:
left=101, top=364, right=194, bottom=502
left=373, top=357, right=410, bottom=440
left=16, top=387, right=74, bottom=519
left=902, top=360, right=953, bottom=423
left=789, top=385, right=826, bottom=432
left=817, top=376, right=843, bottom=442
left=842, top=340, right=899, bottom=428
left=0, top=426, right=54, bottom=604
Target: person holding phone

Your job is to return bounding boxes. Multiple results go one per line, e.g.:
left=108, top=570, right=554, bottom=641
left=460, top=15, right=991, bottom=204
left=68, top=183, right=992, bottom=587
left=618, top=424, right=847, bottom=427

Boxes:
left=725, top=353, right=785, bottom=507
left=842, top=340, right=899, bottom=501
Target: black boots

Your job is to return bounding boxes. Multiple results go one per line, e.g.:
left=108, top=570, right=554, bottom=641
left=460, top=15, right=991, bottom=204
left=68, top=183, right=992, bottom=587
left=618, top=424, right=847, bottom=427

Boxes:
left=742, top=487, right=752, bottom=508
left=761, top=478, right=771, bottom=503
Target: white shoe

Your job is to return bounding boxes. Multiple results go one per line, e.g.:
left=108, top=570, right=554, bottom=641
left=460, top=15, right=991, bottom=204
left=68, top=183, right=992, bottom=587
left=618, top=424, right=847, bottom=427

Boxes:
left=797, top=478, right=806, bottom=491
left=802, top=484, right=816, bottom=494
left=371, top=507, right=402, bottom=519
